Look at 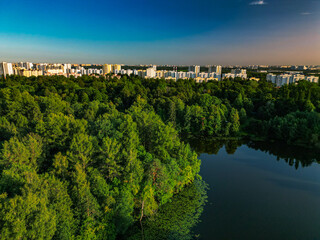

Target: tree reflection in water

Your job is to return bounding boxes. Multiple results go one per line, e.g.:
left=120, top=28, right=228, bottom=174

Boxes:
left=123, top=180, right=208, bottom=240
left=247, top=141, right=320, bottom=169
left=188, top=138, right=320, bottom=169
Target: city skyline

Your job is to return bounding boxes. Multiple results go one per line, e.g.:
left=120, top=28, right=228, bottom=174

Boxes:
left=0, top=0, right=319, bottom=65
left=2, top=61, right=318, bottom=85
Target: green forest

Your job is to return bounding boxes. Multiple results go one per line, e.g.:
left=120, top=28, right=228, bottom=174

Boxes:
left=0, top=74, right=320, bottom=239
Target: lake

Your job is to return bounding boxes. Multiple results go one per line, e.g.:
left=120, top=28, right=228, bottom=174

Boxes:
left=193, top=140, right=320, bottom=240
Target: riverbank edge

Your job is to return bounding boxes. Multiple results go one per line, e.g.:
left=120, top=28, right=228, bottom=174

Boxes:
left=181, top=133, right=320, bottom=150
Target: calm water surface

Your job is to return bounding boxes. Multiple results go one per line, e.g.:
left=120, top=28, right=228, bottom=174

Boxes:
left=193, top=141, right=320, bottom=240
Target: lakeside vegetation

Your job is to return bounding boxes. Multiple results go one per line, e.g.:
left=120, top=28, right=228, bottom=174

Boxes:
left=0, top=74, right=320, bottom=239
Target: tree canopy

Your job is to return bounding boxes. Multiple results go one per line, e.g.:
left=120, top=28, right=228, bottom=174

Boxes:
left=0, top=74, right=320, bottom=239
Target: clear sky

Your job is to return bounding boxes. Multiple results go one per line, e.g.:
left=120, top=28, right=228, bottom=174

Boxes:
left=0, top=0, right=319, bottom=65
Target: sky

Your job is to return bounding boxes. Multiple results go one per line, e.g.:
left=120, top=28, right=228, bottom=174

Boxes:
left=0, top=0, right=319, bottom=65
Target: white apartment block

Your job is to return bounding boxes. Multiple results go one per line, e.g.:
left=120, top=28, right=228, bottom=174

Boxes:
left=176, top=71, right=187, bottom=79
left=80, top=69, right=86, bottom=75
left=267, top=73, right=319, bottom=86
left=209, top=72, right=222, bottom=81
left=25, top=62, right=33, bottom=70
left=165, top=71, right=176, bottom=78
left=155, top=70, right=164, bottom=78
left=146, top=67, right=156, bottom=78
left=186, top=72, right=197, bottom=78
left=0, top=62, right=14, bottom=77
left=36, top=63, right=48, bottom=71
left=46, top=69, right=64, bottom=75
left=63, top=63, right=72, bottom=73
left=223, top=72, right=247, bottom=80
left=199, top=72, right=209, bottom=78
left=231, top=69, right=247, bottom=75
left=305, top=76, right=319, bottom=83
left=18, top=62, right=33, bottom=69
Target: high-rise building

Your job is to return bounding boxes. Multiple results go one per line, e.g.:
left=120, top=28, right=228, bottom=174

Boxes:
left=266, top=73, right=277, bottom=83
left=231, top=69, right=246, bottom=75
left=146, top=67, right=156, bottom=78
left=188, top=65, right=200, bottom=75
left=17, top=62, right=33, bottom=70
left=0, top=62, right=14, bottom=77
left=16, top=69, right=43, bottom=77
left=35, top=63, right=48, bottom=71
left=113, top=64, right=121, bottom=72
left=138, top=70, right=146, bottom=78
left=215, top=65, right=222, bottom=75
left=25, top=62, right=33, bottom=70
left=63, top=63, right=72, bottom=74
left=208, top=65, right=222, bottom=74
left=103, top=64, right=121, bottom=74
left=102, top=64, right=113, bottom=74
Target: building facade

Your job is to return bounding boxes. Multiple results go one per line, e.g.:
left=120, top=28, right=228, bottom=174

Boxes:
left=0, top=62, right=14, bottom=77
left=188, top=65, right=200, bottom=75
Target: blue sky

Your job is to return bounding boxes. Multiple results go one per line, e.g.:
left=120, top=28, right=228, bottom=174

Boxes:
left=0, top=0, right=319, bottom=65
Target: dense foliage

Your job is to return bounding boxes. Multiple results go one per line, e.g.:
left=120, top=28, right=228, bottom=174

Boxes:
left=0, top=74, right=319, bottom=239
left=0, top=76, right=201, bottom=239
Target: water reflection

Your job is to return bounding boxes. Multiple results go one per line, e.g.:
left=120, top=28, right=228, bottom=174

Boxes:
left=124, top=180, right=208, bottom=240
left=188, top=138, right=320, bottom=169
left=247, top=141, right=320, bottom=169
left=125, top=140, right=320, bottom=239
left=187, top=138, right=243, bottom=155
left=192, top=140, right=320, bottom=240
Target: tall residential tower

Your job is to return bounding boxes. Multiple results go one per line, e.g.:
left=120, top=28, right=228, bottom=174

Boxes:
left=208, top=65, right=222, bottom=74
left=188, top=65, right=200, bottom=75
left=0, top=62, right=14, bottom=77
